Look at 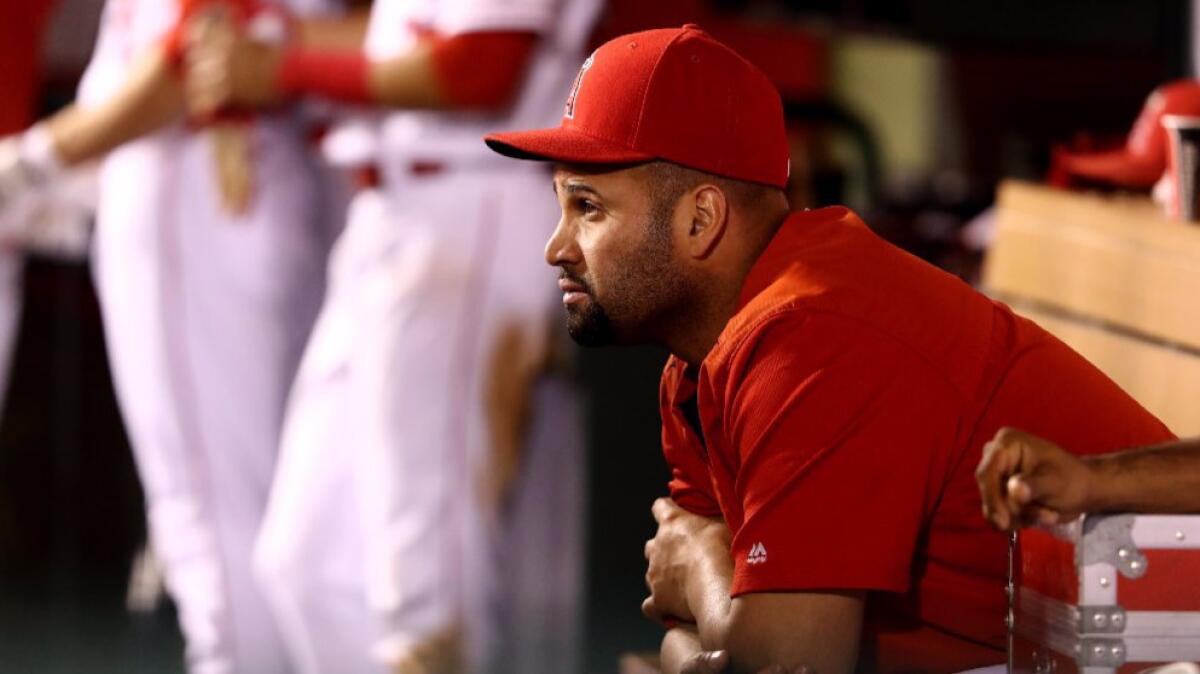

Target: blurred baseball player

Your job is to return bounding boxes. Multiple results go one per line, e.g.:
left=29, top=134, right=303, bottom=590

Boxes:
left=484, top=25, right=1177, bottom=674
left=0, top=0, right=344, bottom=671
left=184, top=0, right=600, bottom=671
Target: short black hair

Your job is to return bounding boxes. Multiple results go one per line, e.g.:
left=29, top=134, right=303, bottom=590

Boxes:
left=642, top=161, right=789, bottom=229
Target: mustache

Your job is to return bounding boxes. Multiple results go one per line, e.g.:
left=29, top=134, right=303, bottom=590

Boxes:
left=558, top=269, right=592, bottom=294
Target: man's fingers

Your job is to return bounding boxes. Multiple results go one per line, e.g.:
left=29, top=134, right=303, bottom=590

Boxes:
left=644, top=539, right=654, bottom=560
left=651, top=497, right=675, bottom=523
left=977, top=438, right=1019, bottom=530
left=1036, top=507, right=1062, bottom=527
left=1007, top=474, right=1035, bottom=505
left=184, top=52, right=233, bottom=117
left=680, top=650, right=729, bottom=674
left=995, top=474, right=1040, bottom=531
left=641, top=596, right=664, bottom=624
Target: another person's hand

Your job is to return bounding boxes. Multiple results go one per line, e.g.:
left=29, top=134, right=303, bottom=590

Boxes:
left=976, top=427, right=1093, bottom=531
left=681, top=650, right=812, bottom=674
left=642, top=497, right=730, bottom=625
left=0, top=129, right=63, bottom=248
left=184, top=6, right=285, bottom=117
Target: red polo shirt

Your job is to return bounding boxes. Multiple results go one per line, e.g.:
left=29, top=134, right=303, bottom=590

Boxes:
left=660, top=207, right=1175, bottom=673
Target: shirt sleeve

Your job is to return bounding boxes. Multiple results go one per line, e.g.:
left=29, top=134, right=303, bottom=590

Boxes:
left=718, top=312, right=959, bottom=597
left=661, top=362, right=723, bottom=518
left=434, top=0, right=560, bottom=36
left=428, top=31, right=538, bottom=108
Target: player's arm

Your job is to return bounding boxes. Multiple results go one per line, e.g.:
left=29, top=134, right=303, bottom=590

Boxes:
left=977, top=428, right=1200, bottom=531
left=33, top=47, right=182, bottom=169
left=0, top=45, right=182, bottom=218
left=294, top=8, right=371, bottom=50
left=645, top=498, right=861, bottom=674
left=185, top=11, right=538, bottom=116
left=661, top=627, right=815, bottom=674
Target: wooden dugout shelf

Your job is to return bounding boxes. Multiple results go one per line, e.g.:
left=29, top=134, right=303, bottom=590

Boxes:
left=984, top=180, right=1200, bottom=436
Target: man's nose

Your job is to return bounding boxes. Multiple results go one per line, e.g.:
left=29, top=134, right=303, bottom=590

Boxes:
left=545, top=218, right=581, bottom=267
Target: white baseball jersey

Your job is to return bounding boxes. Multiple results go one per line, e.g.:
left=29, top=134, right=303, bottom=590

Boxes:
left=77, top=1, right=340, bottom=672
left=363, top=0, right=601, bottom=167
left=255, top=0, right=600, bottom=672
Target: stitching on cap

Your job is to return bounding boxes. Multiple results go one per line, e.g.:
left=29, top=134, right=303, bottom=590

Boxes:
left=632, top=31, right=692, bottom=148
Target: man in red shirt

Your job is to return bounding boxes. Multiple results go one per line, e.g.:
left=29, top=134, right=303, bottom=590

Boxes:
left=486, top=24, right=1176, bottom=674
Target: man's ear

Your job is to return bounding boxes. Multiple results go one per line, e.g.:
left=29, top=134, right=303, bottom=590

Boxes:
left=684, top=185, right=728, bottom=259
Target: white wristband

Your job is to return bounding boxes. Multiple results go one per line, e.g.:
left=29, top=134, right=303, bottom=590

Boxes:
left=19, top=123, right=65, bottom=183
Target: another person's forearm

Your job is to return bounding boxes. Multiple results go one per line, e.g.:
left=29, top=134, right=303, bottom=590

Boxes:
left=275, top=33, right=535, bottom=110
left=49, top=49, right=183, bottom=165
left=366, top=42, right=446, bottom=108
left=1085, top=439, right=1200, bottom=513
left=294, top=9, right=370, bottom=50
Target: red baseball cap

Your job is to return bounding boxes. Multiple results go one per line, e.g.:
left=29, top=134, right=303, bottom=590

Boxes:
left=1059, top=79, right=1200, bottom=188
left=485, top=24, right=790, bottom=189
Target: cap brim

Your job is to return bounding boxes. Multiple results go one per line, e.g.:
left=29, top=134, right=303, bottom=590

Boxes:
left=1059, top=148, right=1162, bottom=188
left=485, top=127, right=656, bottom=166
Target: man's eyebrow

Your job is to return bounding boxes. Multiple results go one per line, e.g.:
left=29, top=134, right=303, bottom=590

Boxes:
left=563, top=182, right=602, bottom=198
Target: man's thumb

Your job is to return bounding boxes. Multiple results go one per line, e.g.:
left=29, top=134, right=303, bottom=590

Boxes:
left=1007, top=474, right=1036, bottom=504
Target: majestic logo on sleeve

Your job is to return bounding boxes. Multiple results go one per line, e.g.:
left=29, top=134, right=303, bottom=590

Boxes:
left=747, top=542, right=768, bottom=565
left=564, top=53, right=596, bottom=120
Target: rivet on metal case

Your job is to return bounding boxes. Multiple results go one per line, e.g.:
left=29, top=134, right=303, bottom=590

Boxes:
left=1082, top=515, right=1150, bottom=579
left=1077, top=637, right=1127, bottom=667
left=1078, top=606, right=1127, bottom=634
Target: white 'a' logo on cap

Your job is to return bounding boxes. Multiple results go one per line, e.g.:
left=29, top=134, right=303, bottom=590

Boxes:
left=564, top=52, right=596, bottom=120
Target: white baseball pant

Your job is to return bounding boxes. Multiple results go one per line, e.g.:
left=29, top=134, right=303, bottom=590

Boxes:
left=255, top=163, right=585, bottom=674
left=92, top=118, right=329, bottom=674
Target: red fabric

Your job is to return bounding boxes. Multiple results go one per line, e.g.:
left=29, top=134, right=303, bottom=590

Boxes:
left=275, top=48, right=370, bottom=104
left=486, top=24, right=790, bottom=189
left=660, top=206, right=1176, bottom=674
left=0, top=0, right=56, bottom=134
left=429, top=31, right=537, bottom=109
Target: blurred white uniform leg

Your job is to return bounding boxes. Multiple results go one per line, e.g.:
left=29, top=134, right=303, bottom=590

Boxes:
left=255, top=0, right=600, bottom=670
left=254, top=187, right=387, bottom=674
left=256, top=165, right=581, bottom=673
left=92, top=117, right=327, bottom=674
left=79, top=0, right=339, bottom=669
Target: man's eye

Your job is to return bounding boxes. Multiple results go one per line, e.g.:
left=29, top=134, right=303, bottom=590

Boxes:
left=579, top=199, right=600, bottom=216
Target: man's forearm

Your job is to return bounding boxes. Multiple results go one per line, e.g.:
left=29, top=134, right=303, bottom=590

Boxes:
left=686, top=536, right=735, bottom=649
left=48, top=49, right=183, bottom=165
left=1086, top=438, right=1200, bottom=513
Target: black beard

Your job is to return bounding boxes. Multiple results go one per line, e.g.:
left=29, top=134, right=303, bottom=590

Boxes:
left=565, top=298, right=616, bottom=347
left=560, top=208, right=679, bottom=348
